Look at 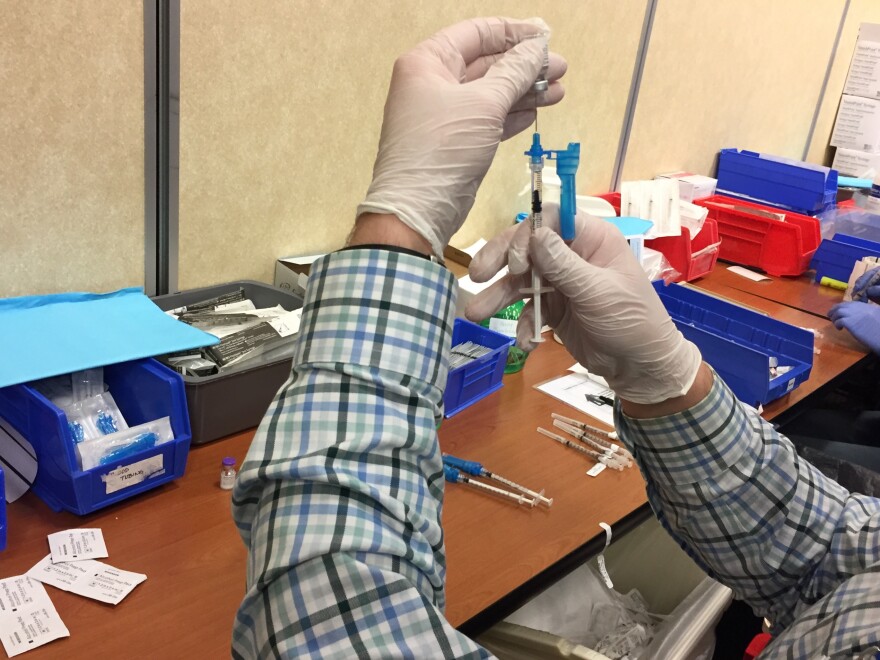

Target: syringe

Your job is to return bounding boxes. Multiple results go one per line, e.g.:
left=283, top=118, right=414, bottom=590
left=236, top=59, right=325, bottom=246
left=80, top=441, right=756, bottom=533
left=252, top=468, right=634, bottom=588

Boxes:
left=521, top=133, right=553, bottom=344
left=536, top=427, right=625, bottom=471
left=443, top=453, right=553, bottom=507
left=550, top=413, right=634, bottom=464
left=443, top=465, right=537, bottom=507
left=552, top=420, right=633, bottom=468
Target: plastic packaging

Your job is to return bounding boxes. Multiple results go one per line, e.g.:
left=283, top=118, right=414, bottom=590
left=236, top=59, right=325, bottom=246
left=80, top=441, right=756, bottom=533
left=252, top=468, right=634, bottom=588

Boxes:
left=220, top=457, right=237, bottom=490
left=63, top=392, right=129, bottom=444
left=481, top=301, right=529, bottom=374
left=71, top=367, right=104, bottom=402
left=77, top=416, right=174, bottom=471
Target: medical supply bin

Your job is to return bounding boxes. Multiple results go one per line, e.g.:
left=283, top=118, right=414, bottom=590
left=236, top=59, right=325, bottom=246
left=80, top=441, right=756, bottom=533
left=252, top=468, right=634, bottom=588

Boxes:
left=0, top=467, right=5, bottom=551
left=0, top=359, right=191, bottom=515
left=597, top=192, right=720, bottom=282
left=444, top=319, right=515, bottom=418
left=654, top=282, right=814, bottom=406
left=716, top=148, right=838, bottom=215
left=152, top=281, right=303, bottom=444
left=478, top=517, right=733, bottom=660
left=696, top=195, right=821, bottom=276
left=810, top=234, right=880, bottom=284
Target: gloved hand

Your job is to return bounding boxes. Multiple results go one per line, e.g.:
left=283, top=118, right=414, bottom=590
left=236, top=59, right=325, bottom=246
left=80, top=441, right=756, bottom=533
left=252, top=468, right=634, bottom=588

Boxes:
left=357, top=17, right=566, bottom=258
left=465, top=206, right=702, bottom=404
left=829, top=301, right=880, bottom=355
left=852, top=265, right=880, bottom=303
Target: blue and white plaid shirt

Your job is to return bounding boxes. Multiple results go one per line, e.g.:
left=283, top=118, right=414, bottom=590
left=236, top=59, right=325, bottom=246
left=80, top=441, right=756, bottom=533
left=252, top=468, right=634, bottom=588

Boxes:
left=232, top=248, right=880, bottom=658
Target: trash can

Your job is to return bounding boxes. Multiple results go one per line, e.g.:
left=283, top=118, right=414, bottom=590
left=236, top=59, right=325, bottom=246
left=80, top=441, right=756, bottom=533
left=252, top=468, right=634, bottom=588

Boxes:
left=477, top=517, right=733, bottom=660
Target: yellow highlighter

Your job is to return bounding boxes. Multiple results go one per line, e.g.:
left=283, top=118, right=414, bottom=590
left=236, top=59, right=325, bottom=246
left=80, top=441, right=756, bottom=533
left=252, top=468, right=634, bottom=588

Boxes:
left=819, top=276, right=847, bottom=290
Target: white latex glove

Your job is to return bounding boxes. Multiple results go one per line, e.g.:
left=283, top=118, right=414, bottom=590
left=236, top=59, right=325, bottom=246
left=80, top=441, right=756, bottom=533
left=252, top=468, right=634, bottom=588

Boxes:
left=465, top=206, right=702, bottom=405
left=357, top=17, right=567, bottom=258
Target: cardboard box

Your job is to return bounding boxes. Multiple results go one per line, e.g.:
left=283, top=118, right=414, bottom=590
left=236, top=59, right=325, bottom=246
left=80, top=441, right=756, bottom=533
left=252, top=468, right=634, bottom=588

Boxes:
left=832, top=147, right=880, bottom=178
left=275, top=254, right=322, bottom=296
left=844, top=23, right=880, bottom=100
left=831, top=95, right=880, bottom=153
left=655, top=172, right=717, bottom=202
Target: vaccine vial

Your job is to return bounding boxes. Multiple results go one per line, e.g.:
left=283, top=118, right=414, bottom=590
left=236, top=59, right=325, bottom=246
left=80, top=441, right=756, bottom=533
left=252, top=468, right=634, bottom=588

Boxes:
left=220, top=456, right=237, bottom=490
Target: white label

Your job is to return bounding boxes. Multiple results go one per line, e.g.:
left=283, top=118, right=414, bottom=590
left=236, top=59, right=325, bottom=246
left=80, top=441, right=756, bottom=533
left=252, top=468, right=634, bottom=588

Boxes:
left=786, top=378, right=796, bottom=393
left=47, top=529, right=108, bottom=564
left=586, top=463, right=607, bottom=477
left=102, top=455, right=164, bottom=495
left=0, top=576, right=69, bottom=657
left=27, top=556, right=146, bottom=606
left=488, top=317, right=518, bottom=337
left=267, top=309, right=302, bottom=337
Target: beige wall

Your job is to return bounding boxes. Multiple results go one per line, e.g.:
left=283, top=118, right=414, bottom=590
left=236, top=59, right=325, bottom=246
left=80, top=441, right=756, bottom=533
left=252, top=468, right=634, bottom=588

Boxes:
left=1, top=3, right=864, bottom=294
left=177, top=1, right=646, bottom=289
left=624, top=0, right=844, bottom=180
left=806, top=0, right=880, bottom=165
left=0, top=1, right=144, bottom=297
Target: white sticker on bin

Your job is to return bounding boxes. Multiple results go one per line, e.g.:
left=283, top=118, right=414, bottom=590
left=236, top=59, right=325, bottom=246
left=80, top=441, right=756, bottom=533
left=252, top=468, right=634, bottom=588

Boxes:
left=0, top=576, right=70, bottom=657
left=102, top=455, right=165, bottom=495
left=48, top=528, right=108, bottom=564
left=27, top=555, right=146, bottom=606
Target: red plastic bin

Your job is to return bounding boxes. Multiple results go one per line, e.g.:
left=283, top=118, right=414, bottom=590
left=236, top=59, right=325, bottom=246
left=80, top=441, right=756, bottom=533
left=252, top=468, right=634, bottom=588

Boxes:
left=694, top=195, right=821, bottom=277
left=596, top=192, right=721, bottom=282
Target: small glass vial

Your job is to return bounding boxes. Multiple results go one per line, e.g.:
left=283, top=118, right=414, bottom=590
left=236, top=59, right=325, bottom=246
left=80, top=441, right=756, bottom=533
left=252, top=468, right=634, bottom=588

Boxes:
left=220, top=456, right=237, bottom=490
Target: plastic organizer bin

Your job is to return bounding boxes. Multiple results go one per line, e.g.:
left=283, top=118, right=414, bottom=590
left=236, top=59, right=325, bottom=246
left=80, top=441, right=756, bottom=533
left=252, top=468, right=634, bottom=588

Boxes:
left=695, top=195, right=821, bottom=276
left=596, top=192, right=720, bottom=282
left=810, top=234, right=880, bottom=285
left=152, top=281, right=303, bottom=444
left=478, top=517, right=733, bottom=660
left=0, top=467, right=5, bottom=551
left=716, top=148, right=838, bottom=215
left=444, top=319, right=514, bottom=418
left=0, top=359, right=191, bottom=515
left=654, top=282, right=814, bottom=406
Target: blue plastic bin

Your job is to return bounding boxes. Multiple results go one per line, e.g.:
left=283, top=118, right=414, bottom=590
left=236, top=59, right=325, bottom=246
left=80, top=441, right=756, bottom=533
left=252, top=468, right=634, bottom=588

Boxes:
left=0, top=467, right=5, bottom=551
left=716, top=149, right=838, bottom=216
left=810, top=234, right=880, bottom=284
left=0, top=359, right=191, bottom=515
left=444, top=319, right=514, bottom=418
left=654, top=282, right=814, bottom=406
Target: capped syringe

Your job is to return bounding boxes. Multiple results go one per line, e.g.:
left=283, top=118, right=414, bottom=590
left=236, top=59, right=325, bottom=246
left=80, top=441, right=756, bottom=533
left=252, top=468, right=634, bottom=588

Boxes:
left=443, top=453, right=553, bottom=507
left=443, top=465, right=537, bottom=507
left=536, top=427, right=626, bottom=471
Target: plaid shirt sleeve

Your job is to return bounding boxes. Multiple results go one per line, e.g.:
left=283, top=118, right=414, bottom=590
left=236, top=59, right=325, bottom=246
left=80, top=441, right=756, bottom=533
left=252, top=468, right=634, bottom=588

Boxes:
left=230, top=248, right=491, bottom=659
left=616, top=370, right=880, bottom=658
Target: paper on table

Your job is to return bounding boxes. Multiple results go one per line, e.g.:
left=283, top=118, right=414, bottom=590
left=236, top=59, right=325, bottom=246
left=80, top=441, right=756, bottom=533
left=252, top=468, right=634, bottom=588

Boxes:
left=727, top=265, right=770, bottom=282
left=0, top=417, right=37, bottom=503
left=27, top=556, right=146, bottom=606
left=48, top=529, right=108, bottom=564
left=0, top=287, right=219, bottom=389
left=0, top=576, right=69, bottom=657
left=461, top=238, right=488, bottom=258
left=535, top=372, right=615, bottom=426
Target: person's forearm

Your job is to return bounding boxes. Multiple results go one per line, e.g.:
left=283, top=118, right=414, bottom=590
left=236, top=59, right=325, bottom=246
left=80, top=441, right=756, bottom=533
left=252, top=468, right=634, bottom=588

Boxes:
left=348, top=212, right=434, bottom=256
left=620, top=361, right=713, bottom=418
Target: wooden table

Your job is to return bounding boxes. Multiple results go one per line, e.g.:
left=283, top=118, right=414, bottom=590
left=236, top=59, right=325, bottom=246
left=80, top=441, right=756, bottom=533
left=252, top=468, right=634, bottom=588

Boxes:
left=1, top=265, right=870, bottom=657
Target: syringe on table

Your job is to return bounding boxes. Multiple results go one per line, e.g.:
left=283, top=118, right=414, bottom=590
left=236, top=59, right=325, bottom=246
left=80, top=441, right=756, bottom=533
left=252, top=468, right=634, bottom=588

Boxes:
left=442, top=453, right=552, bottom=508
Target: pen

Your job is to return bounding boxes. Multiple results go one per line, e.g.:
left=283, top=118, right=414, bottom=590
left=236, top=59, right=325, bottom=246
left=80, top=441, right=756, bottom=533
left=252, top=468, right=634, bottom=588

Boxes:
left=585, top=394, right=614, bottom=406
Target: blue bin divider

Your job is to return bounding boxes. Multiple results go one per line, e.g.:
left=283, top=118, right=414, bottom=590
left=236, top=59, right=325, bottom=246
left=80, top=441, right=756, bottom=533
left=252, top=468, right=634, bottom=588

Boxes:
left=444, top=319, right=514, bottom=418
left=0, top=467, right=5, bottom=551
left=653, top=282, right=814, bottom=406
left=716, top=148, right=838, bottom=216
left=0, top=359, right=191, bottom=515
left=810, top=233, right=880, bottom=284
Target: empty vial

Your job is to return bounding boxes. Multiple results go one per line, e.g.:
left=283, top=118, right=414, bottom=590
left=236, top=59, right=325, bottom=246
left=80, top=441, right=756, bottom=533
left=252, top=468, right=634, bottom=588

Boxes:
left=220, top=456, right=237, bottom=490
